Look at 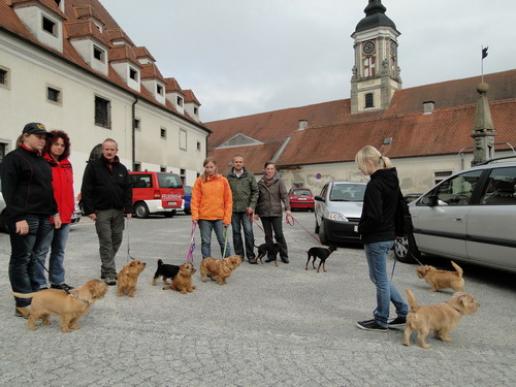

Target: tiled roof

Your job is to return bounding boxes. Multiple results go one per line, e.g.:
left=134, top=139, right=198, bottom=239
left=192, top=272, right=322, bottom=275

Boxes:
left=165, top=77, right=183, bottom=94
left=10, top=0, right=67, bottom=19
left=206, top=69, right=516, bottom=165
left=0, top=0, right=208, bottom=133
left=105, top=28, right=134, bottom=45
left=140, top=63, right=165, bottom=82
left=183, top=89, right=200, bottom=105
left=133, top=46, right=155, bottom=61
left=109, top=45, right=139, bottom=67
left=209, top=142, right=282, bottom=174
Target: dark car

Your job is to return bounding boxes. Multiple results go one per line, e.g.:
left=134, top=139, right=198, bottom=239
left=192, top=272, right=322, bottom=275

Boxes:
left=289, top=188, right=315, bottom=211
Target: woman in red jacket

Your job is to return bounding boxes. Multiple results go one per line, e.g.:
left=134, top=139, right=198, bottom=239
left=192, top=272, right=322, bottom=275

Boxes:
left=33, top=130, right=75, bottom=291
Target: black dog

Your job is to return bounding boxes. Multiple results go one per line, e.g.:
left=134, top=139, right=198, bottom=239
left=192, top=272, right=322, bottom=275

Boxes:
left=255, top=242, right=284, bottom=267
left=152, top=259, right=180, bottom=286
left=305, top=245, right=337, bottom=272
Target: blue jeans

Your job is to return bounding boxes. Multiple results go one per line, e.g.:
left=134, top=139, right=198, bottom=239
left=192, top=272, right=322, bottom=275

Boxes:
left=231, top=212, right=255, bottom=260
left=198, top=220, right=233, bottom=258
left=33, top=223, right=70, bottom=288
left=364, top=240, right=408, bottom=327
left=8, top=215, right=54, bottom=307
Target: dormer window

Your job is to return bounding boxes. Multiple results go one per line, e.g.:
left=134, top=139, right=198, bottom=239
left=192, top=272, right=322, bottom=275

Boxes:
left=42, top=17, right=57, bottom=36
left=157, top=84, right=164, bottom=96
left=93, top=45, right=105, bottom=63
left=298, top=120, right=308, bottom=130
left=177, top=96, right=183, bottom=107
left=93, top=21, right=103, bottom=33
left=194, top=107, right=199, bottom=116
left=129, top=67, right=138, bottom=81
left=54, top=0, right=62, bottom=7
left=423, top=101, right=435, bottom=115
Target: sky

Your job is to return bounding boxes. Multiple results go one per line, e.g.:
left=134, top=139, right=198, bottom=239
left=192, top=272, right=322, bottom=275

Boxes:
left=101, top=0, right=516, bottom=122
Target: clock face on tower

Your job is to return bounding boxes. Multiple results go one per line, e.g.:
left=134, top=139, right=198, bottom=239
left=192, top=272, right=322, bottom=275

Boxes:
left=363, top=40, right=375, bottom=55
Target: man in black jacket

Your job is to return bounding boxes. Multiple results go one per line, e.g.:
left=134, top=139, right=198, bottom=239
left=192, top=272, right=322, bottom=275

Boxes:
left=81, top=138, right=132, bottom=285
left=0, top=123, right=58, bottom=318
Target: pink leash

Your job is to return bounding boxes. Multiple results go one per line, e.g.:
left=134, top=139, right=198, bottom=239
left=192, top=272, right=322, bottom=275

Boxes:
left=185, top=222, right=197, bottom=263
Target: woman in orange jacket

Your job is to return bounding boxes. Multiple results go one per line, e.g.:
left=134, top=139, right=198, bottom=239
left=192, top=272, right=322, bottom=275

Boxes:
left=191, top=157, right=233, bottom=258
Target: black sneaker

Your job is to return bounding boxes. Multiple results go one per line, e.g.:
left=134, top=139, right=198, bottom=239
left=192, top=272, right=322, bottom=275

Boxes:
left=15, top=306, right=30, bottom=319
left=51, top=283, right=74, bottom=291
left=281, top=257, right=289, bottom=264
left=388, top=316, right=406, bottom=328
left=248, top=258, right=258, bottom=264
left=356, top=319, right=388, bottom=331
left=104, top=278, right=117, bottom=286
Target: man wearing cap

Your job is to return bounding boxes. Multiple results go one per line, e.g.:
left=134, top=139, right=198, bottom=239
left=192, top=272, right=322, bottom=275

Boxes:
left=0, top=123, right=59, bottom=318
left=80, top=138, right=132, bottom=286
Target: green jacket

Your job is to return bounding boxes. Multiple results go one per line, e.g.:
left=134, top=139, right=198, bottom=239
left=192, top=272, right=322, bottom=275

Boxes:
left=227, top=168, right=259, bottom=212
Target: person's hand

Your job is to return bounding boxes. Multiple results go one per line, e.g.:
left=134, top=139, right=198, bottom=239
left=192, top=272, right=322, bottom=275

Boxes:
left=15, top=220, right=29, bottom=235
left=192, top=219, right=198, bottom=225
left=253, top=214, right=260, bottom=222
left=88, top=213, right=97, bottom=221
left=53, top=214, right=62, bottom=229
left=224, top=223, right=229, bottom=229
left=126, top=213, right=132, bottom=220
left=246, top=207, right=254, bottom=216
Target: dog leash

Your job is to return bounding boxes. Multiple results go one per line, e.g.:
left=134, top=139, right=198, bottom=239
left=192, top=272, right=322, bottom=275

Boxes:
left=126, top=216, right=135, bottom=262
left=287, top=214, right=321, bottom=245
left=222, top=225, right=230, bottom=258
left=185, top=222, right=197, bottom=263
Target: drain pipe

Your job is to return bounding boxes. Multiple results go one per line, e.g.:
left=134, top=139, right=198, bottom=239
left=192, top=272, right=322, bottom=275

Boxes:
left=131, top=97, right=138, bottom=170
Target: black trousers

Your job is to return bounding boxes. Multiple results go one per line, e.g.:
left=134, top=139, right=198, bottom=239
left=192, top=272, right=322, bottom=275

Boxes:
left=260, top=216, right=288, bottom=259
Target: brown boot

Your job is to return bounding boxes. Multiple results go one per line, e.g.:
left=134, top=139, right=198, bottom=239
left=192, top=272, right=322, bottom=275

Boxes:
left=15, top=306, right=30, bottom=319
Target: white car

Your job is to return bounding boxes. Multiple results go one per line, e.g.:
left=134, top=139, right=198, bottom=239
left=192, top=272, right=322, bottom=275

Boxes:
left=394, top=157, right=516, bottom=273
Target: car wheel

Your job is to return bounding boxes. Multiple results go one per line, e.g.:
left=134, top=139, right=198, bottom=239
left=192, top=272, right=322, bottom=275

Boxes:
left=393, top=234, right=418, bottom=264
left=318, top=219, right=328, bottom=245
left=314, top=217, right=320, bottom=234
left=164, top=211, right=175, bottom=218
left=184, top=208, right=191, bottom=215
left=134, top=202, right=149, bottom=219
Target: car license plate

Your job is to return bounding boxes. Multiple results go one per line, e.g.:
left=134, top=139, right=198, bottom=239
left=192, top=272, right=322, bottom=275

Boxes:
left=168, top=201, right=177, bottom=206
left=354, top=225, right=358, bottom=233
left=298, top=198, right=307, bottom=201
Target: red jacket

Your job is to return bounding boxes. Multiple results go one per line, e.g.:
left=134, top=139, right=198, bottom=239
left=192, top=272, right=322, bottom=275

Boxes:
left=44, top=153, right=75, bottom=224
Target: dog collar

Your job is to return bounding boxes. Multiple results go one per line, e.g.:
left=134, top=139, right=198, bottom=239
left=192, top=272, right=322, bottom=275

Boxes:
left=69, top=293, right=92, bottom=306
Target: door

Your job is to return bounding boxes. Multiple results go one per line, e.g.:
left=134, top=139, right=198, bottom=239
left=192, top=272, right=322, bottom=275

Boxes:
left=315, top=183, right=329, bottom=226
left=412, top=170, right=483, bottom=259
left=130, top=173, right=154, bottom=204
left=467, top=166, right=516, bottom=271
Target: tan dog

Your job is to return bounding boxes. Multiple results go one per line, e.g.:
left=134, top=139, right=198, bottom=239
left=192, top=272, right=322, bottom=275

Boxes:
left=169, top=262, right=196, bottom=294
left=416, top=261, right=464, bottom=292
left=403, top=288, right=479, bottom=349
left=13, top=279, right=108, bottom=333
left=223, top=255, right=242, bottom=270
left=200, top=257, right=233, bottom=285
left=117, top=260, right=146, bottom=297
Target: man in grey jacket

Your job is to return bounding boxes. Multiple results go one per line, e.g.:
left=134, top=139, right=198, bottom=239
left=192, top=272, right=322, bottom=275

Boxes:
left=227, top=156, right=259, bottom=263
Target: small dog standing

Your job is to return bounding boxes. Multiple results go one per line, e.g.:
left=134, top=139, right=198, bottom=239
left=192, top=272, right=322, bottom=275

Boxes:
left=13, top=279, right=108, bottom=333
left=169, top=262, right=196, bottom=294
left=305, top=245, right=337, bottom=272
left=416, top=261, right=465, bottom=292
left=117, top=260, right=146, bottom=297
left=255, top=242, right=283, bottom=266
left=403, top=288, right=479, bottom=349
left=152, top=259, right=180, bottom=286
left=200, top=257, right=234, bottom=284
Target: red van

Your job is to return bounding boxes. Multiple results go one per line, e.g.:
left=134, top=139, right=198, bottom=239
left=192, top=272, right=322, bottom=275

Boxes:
left=129, top=171, right=184, bottom=218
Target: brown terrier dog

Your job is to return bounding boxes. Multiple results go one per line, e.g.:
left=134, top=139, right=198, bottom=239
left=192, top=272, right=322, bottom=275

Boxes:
left=403, top=288, right=479, bottom=349
left=200, top=257, right=234, bottom=285
left=169, top=262, right=196, bottom=294
left=117, top=260, right=146, bottom=297
left=223, top=255, right=242, bottom=270
left=13, top=279, right=108, bottom=333
left=416, top=261, right=465, bottom=292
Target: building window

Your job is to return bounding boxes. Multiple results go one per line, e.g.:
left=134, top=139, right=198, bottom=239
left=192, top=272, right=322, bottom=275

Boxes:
left=160, top=127, right=167, bottom=139
left=0, top=67, right=9, bottom=89
left=177, top=96, right=183, bottom=107
left=93, top=45, right=105, bottom=63
left=363, top=56, right=376, bottom=77
left=157, top=84, right=164, bottom=96
left=160, top=166, right=167, bottom=172
left=298, top=120, right=308, bottom=130
left=194, top=106, right=198, bottom=115
left=133, top=162, right=141, bottom=172
left=365, top=93, right=374, bottom=108
left=129, top=67, right=138, bottom=81
left=47, top=86, right=62, bottom=104
left=196, top=141, right=201, bottom=151
left=423, top=101, right=435, bottom=115
left=179, top=129, right=187, bottom=151
left=95, top=96, right=111, bottom=128
left=42, top=16, right=57, bottom=36
left=180, top=168, right=186, bottom=185
left=434, top=170, right=453, bottom=185
left=134, top=118, right=140, bottom=130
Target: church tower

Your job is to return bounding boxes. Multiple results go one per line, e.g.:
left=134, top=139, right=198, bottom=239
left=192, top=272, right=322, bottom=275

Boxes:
left=351, top=0, right=401, bottom=114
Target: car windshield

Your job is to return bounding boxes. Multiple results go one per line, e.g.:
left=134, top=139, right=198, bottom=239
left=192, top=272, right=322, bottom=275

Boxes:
left=292, top=189, right=311, bottom=196
left=157, top=173, right=182, bottom=189
left=329, top=183, right=366, bottom=202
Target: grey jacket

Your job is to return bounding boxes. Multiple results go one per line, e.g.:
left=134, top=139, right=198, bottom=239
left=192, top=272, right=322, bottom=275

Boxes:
left=227, top=168, right=258, bottom=212
left=255, top=174, right=290, bottom=217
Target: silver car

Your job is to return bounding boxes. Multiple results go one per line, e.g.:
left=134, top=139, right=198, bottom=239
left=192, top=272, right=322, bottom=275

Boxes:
left=314, top=181, right=366, bottom=244
left=394, top=157, right=516, bottom=273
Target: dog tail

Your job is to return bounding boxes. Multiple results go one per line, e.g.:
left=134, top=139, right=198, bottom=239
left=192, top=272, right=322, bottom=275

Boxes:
left=12, top=291, right=37, bottom=299
left=406, top=288, right=419, bottom=313
left=451, top=261, right=463, bottom=278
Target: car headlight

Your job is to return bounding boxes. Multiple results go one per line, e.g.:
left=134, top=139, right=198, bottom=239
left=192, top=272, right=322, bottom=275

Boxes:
left=328, top=212, right=348, bottom=222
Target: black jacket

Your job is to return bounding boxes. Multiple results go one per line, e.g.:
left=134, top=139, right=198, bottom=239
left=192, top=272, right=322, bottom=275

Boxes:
left=358, top=168, right=401, bottom=244
left=80, top=156, right=132, bottom=215
left=0, top=146, right=57, bottom=223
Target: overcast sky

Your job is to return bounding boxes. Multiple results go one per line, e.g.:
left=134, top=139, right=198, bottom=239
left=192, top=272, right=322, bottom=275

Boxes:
left=101, top=0, right=516, bottom=122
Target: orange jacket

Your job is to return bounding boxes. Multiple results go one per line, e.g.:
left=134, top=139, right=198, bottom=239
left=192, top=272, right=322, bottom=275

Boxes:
left=191, top=174, right=233, bottom=224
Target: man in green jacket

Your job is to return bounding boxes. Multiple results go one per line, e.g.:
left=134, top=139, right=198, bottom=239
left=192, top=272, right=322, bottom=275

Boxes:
left=227, top=155, right=259, bottom=263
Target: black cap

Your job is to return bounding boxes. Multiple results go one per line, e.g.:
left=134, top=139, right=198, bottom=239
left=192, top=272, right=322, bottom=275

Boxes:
left=22, top=122, right=52, bottom=137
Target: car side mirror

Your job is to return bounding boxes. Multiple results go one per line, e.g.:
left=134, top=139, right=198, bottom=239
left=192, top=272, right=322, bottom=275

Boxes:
left=424, top=194, right=438, bottom=207
left=314, top=195, right=324, bottom=202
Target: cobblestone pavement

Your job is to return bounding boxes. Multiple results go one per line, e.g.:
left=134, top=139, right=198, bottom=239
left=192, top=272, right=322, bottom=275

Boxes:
left=1, top=212, right=515, bottom=386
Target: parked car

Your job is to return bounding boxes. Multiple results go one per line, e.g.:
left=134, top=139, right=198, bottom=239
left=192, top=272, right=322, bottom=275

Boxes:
left=314, top=181, right=367, bottom=244
left=129, top=171, right=184, bottom=218
left=182, top=185, right=192, bottom=215
left=403, top=193, right=423, bottom=204
left=289, top=187, right=315, bottom=211
left=0, top=180, right=7, bottom=232
left=394, top=157, right=516, bottom=273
